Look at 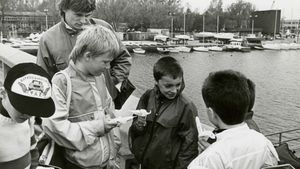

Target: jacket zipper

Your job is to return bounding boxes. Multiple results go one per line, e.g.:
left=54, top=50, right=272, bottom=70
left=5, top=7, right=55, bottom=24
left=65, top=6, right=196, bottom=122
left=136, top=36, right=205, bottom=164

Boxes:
left=141, top=101, right=163, bottom=164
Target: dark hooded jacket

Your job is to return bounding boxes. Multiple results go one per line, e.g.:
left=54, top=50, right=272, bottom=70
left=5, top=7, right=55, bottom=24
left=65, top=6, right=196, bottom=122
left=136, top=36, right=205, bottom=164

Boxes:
left=129, top=84, right=199, bottom=169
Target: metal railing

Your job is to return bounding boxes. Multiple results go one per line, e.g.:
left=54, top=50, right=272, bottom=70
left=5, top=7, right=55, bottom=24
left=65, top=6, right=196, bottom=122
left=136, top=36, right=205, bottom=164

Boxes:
left=0, top=43, right=36, bottom=84
left=266, top=128, right=300, bottom=146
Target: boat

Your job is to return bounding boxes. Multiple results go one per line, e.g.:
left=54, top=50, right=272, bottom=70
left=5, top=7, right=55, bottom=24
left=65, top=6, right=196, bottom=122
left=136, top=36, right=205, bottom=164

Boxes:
left=290, top=43, right=300, bottom=50
left=246, top=37, right=264, bottom=49
left=157, top=47, right=170, bottom=54
left=174, top=46, right=191, bottom=53
left=254, top=46, right=264, bottom=50
left=168, top=47, right=180, bottom=53
left=133, top=48, right=145, bottom=54
left=262, top=43, right=281, bottom=50
left=266, top=127, right=300, bottom=167
left=224, top=39, right=251, bottom=52
left=208, top=46, right=223, bottom=52
left=193, top=46, right=209, bottom=52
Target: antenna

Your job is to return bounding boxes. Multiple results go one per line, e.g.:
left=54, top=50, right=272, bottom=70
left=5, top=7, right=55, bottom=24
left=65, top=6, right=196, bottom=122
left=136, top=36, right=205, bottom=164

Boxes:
left=270, top=0, right=275, bottom=9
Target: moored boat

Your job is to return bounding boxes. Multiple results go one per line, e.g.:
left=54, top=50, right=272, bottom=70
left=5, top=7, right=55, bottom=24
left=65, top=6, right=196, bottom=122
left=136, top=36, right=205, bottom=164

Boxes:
left=208, top=46, right=223, bottom=52
left=168, top=47, right=180, bottom=53
left=175, top=46, right=191, bottom=53
left=193, top=46, right=209, bottom=52
left=224, top=39, right=251, bottom=52
left=157, top=47, right=170, bottom=54
left=133, top=48, right=146, bottom=54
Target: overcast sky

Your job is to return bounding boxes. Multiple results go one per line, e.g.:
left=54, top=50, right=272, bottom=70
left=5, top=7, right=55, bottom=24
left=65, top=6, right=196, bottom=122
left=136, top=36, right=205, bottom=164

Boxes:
left=181, top=0, right=300, bottom=20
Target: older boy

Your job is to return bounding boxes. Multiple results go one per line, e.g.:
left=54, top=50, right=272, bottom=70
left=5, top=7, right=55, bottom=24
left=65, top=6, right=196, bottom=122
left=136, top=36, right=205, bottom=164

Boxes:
left=37, top=0, right=131, bottom=80
left=42, top=25, right=121, bottom=169
left=0, top=63, right=55, bottom=169
left=188, top=70, right=279, bottom=169
left=130, top=56, right=199, bottom=169
left=37, top=0, right=132, bottom=109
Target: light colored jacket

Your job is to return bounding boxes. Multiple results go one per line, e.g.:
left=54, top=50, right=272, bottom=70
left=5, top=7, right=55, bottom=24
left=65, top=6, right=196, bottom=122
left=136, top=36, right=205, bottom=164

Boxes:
left=42, top=61, right=121, bottom=168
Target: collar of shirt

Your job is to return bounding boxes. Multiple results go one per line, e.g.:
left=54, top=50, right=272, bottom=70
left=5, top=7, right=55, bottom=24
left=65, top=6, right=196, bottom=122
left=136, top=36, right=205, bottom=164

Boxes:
left=62, top=19, right=81, bottom=36
left=215, top=123, right=249, bottom=140
left=69, top=60, right=99, bottom=82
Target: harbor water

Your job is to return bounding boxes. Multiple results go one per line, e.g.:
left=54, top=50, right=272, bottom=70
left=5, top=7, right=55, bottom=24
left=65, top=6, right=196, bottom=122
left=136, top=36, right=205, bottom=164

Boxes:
left=128, top=50, right=300, bottom=142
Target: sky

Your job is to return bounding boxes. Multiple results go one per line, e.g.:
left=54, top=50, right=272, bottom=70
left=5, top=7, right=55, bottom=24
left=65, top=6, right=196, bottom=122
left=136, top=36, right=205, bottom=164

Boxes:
left=181, top=0, right=300, bottom=20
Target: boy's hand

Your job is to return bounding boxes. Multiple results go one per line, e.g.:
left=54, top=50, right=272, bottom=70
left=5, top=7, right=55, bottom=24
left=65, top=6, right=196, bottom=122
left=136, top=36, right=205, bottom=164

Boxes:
left=136, top=115, right=147, bottom=128
left=198, top=131, right=216, bottom=153
left=104, top=117, right=119, bottom=133
left=198, top=138, right=211, bottom=153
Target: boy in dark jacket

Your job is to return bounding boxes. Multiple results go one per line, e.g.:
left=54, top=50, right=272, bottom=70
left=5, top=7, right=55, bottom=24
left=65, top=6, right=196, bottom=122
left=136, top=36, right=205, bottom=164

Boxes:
left=129, top=56, right=199, bottom=169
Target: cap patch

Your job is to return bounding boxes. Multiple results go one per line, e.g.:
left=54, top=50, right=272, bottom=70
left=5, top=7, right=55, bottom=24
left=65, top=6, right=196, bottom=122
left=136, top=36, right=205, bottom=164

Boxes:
left=11, top=74, right=52, bottom=99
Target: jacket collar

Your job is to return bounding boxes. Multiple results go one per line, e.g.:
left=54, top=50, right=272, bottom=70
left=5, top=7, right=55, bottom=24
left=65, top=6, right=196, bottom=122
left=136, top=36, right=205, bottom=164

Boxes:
left=216, top=123, right=248, bottom=140
left=61, top=18, right=81, bottom=36
left=68, top=60, right=96, bottom=81
left=61, top=18, right=93, bottom=36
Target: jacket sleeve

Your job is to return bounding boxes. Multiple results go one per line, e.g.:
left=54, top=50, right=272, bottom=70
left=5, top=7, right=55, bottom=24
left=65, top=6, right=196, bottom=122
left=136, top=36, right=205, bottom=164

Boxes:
left=129, top=90, right=150, bottom=136
left=175, top=102, right=199, bottom=169
left=42, top=74, right=106, bottom=151
left=105, top=87, right=122, bottom=155
left=103, top=21, right=132, bottom=84
left=36, top=35, right=56, bottom=78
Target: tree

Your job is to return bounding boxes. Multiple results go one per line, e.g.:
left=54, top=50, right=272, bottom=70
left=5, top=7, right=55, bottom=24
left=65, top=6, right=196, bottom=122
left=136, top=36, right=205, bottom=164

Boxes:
left=95, top=0, right=181, bottom=31
left=225, top=0, right=256, bottom=29
left=37, top=0, right=60, bottom=23
left=95, top=0, right=131, bottom=30
left=205, top=0, right=223, bottom=32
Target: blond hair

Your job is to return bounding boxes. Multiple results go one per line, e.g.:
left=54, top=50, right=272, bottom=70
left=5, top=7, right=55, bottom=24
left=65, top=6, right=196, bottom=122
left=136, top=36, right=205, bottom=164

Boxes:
left=69, top=25, right=120, bottom=62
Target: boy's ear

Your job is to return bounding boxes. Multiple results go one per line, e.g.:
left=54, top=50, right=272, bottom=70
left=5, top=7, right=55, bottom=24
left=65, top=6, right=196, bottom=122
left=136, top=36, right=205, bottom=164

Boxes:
left=83, top=51, right=91, bottom=61
left=207, top=107, right=219, bottom=120
left=207, top=107, right=214, bottom=117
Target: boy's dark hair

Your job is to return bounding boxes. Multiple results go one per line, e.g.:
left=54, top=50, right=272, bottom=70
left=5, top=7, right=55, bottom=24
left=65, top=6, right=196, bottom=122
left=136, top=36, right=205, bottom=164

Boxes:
left=201, top=70, right=250, bottom=125
left=153, top=56, right=183, bottom=81
left=58, top=0, right=96, bottom=16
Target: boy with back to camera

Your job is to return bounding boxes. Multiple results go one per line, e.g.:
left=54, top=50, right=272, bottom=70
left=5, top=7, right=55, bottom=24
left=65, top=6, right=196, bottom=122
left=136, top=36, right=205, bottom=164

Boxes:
left=188, top=70, right=279, bottom=169
left=129, top=56, right=199, bottom=169
left=42, top=25, right=121, bottom=169
left=0, top=63, right=55, bottom=169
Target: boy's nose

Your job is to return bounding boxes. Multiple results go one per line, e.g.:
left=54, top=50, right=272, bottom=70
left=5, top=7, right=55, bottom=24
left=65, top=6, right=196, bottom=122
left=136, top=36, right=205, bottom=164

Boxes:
left=80, top=17, right=88, bottom=24
left=170, top=87, right=177, bottom=93
left=106, top=63, right=111, bottom=69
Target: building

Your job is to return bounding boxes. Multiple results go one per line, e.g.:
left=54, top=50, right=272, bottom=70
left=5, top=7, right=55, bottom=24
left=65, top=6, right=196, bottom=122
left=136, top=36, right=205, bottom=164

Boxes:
left=0, top=11, right=56, bottom=38
left=281, top=19, right=300, bottom=35
left=251, top=10, right=281, bottom=35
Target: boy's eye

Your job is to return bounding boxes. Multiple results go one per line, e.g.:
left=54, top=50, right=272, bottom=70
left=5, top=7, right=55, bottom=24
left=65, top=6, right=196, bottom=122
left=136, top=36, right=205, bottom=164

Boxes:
left=165, top=85, right=173, bottom=88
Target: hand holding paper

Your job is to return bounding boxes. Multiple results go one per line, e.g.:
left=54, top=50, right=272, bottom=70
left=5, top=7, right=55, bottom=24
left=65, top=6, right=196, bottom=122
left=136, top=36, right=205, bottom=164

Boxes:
left=132, top=109, right=151, bottom=117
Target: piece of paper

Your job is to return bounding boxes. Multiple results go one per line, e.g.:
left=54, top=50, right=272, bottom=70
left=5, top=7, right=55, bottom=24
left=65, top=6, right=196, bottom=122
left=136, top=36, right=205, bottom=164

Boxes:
left=37, top=166, right=55, bottom=169
left=110, top=116, right=134, bottom=124
left=131, top=109, right=151, bottom=116
left=195, top=116, right=203, bottom=133
left=198, top=130, right=216, bottom=139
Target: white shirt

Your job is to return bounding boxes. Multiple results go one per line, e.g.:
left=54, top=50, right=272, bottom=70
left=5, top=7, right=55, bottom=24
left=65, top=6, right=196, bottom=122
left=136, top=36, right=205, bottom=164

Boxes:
left=188, top=124, right=279, bottom=169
